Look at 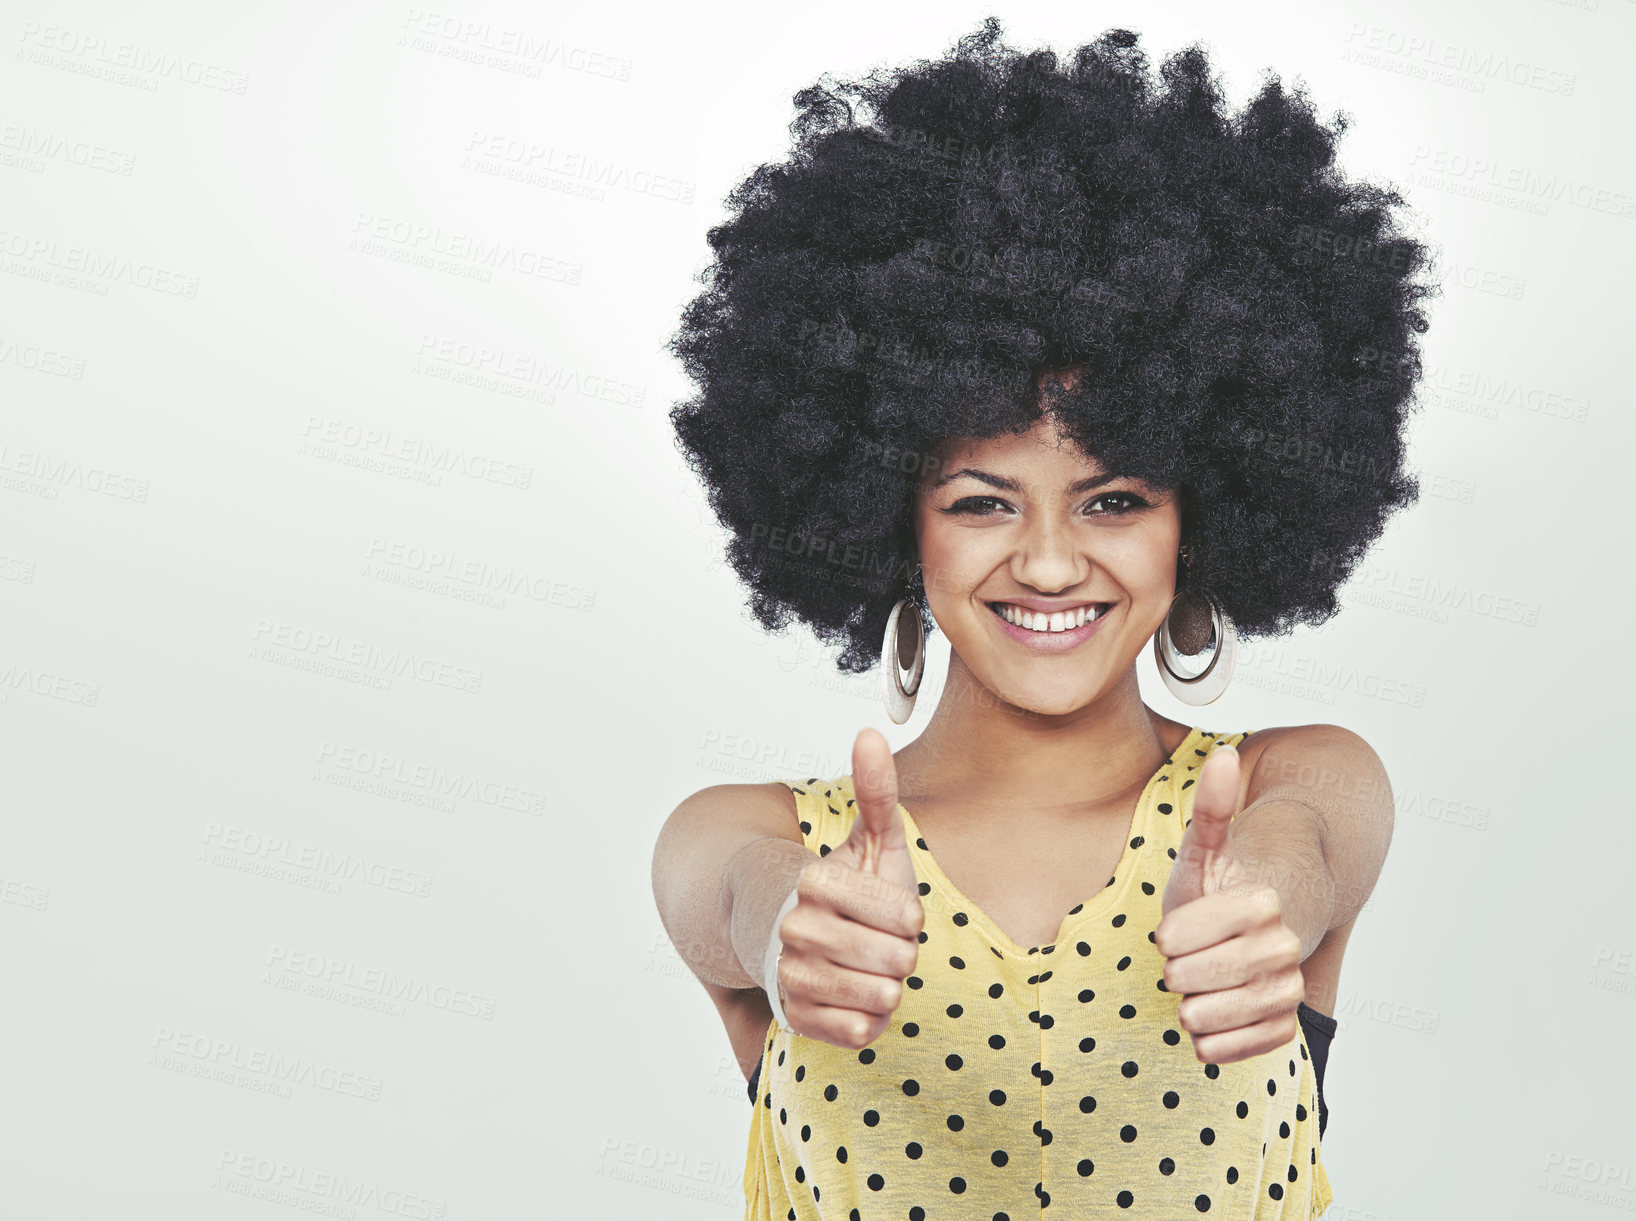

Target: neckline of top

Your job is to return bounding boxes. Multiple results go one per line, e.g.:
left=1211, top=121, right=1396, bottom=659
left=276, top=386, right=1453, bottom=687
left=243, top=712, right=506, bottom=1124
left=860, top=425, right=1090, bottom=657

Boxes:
left=838, top=725, right=1213, bottom=960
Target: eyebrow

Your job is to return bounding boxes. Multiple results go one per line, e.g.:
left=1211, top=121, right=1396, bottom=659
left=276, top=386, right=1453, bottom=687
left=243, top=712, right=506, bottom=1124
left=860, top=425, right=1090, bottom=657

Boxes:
left=930, top=467, right=1130, bottom=494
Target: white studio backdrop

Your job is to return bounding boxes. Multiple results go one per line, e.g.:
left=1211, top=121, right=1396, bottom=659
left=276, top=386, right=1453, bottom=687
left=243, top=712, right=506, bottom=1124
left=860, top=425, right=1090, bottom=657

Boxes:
left=0, top=0, right=1629, bottom=1217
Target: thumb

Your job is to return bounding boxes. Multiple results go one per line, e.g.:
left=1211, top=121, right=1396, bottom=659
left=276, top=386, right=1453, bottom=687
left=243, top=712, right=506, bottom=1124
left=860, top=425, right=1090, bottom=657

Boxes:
left=844, top=727, right=918, bottom=892
left=1162, top=743, right=1242, bottom=915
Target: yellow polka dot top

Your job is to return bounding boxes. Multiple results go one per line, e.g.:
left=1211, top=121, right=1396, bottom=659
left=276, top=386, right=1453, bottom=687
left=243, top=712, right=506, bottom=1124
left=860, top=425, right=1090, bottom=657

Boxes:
left=742, top=726, right=1334, bottom=1220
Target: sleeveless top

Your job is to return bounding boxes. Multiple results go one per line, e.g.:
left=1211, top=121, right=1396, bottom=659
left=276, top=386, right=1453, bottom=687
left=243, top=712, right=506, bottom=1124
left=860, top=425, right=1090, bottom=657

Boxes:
left=741, top=726, right=1335, bottom=1219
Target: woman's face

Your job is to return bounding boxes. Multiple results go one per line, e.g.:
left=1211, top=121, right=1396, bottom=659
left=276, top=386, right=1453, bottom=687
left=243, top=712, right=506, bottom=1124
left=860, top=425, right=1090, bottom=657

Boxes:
left=911, top=391, right=1182, bottom=718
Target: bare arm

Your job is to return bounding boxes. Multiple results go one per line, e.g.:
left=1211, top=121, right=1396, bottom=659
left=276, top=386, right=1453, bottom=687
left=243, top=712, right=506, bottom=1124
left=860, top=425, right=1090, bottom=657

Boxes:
left=1229, top=723, right=1396, bottom=960
left=650, top=782, right=814, bottom=991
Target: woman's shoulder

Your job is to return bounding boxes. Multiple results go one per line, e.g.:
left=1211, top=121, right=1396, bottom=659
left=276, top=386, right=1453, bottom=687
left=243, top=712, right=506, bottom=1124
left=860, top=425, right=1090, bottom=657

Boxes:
left=1233, top=720, right=1376, bottom=761
left=665, top=779, right=803, bottom=842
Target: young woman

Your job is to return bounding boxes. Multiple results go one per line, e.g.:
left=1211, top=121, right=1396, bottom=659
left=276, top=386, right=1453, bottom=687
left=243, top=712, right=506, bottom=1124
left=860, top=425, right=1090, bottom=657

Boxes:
left=653, top=20, right=1434, bottom=1218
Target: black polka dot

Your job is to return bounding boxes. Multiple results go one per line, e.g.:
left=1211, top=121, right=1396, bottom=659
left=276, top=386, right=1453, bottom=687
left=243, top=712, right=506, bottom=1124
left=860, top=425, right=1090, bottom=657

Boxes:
left=1159, top=1157, right=1175, bottom=1175
left=1076, top=1157, right=1094, bottom=1176
left=1195, top=1194, right=1212, bottom=1211
left=1163, top=1091, right=1180, bottom=1109
left=1117, top=1189, right=1134, bottom=1207
left=1120, top=1124, right=1138, bottom=1143
left=947, top=1003, right=963, bottom=1018
left=867, top=1173, right=884, bottom=1191
left=902, top=1079, right=919, bottom=1096
left=950, top=1177, right=967, bottom=1193
left=947, top=1114, right=964, bottom=1131
left=906, top=1142, right=922, bottom=1159
left=1200, top=1127, right=1216, bottom=1145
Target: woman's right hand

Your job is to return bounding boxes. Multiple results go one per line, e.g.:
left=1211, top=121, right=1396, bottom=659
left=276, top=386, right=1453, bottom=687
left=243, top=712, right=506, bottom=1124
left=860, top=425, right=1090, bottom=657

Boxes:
left=775, top=727, right=925, bottom=1049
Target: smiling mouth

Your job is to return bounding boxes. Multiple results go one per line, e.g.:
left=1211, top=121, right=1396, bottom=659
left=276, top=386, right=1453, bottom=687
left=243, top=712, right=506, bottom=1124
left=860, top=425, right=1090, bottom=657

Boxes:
left=987, top=601, right=1112, bottom=633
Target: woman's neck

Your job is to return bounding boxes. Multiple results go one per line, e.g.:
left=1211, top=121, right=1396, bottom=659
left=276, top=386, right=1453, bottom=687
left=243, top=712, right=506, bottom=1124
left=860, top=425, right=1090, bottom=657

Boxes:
left=893, top=653, right=1185, bottom=814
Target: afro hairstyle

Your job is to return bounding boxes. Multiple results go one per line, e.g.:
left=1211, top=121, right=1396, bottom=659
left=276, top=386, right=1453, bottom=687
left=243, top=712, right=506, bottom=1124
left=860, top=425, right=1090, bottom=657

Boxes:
left=668, top=17, right=1440, bottom=675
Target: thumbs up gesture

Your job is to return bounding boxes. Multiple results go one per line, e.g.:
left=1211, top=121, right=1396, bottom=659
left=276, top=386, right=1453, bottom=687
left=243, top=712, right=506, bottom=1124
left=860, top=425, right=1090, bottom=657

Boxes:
left=775, top=728, right=926, bottom=1050
left=1156, top=744, right=1305, bottom=1065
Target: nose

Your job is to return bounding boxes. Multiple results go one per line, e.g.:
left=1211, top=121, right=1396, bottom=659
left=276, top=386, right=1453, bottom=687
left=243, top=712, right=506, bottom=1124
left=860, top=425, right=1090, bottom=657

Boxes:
left=1009, top=509, right=1090, bottom=594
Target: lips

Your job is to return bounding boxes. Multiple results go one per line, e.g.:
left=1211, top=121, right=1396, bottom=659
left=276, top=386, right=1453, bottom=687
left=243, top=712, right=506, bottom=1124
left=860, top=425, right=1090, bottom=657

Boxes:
left=982, top=601, right=1114, bottom=653
left=987, top=601, right=1110, bottom=633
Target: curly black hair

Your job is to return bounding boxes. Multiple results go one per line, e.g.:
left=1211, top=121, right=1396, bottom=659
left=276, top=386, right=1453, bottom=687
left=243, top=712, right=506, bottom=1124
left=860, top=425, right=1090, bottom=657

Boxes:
left=668, top=18, right=1440, bottom=674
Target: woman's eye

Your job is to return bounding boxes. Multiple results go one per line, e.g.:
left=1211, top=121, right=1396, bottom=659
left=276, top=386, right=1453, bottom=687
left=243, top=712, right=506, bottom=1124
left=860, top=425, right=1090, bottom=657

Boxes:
left=1086, top=492, right=1148, bottom=515
left=944, top=492, right=1149, bottom=516
left=947, top=496, right=1009, bottom=515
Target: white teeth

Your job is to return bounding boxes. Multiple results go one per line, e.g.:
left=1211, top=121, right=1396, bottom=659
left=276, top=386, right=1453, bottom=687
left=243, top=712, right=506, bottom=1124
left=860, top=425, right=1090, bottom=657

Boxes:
left=996, top=603, right=1105, bottom=632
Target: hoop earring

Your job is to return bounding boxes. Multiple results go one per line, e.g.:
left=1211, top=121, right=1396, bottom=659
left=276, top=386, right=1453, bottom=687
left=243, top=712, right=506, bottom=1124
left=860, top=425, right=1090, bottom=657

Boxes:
left=882, top=561, right=926, bottom=724
left=1153, top=545, right=1236, bottom=705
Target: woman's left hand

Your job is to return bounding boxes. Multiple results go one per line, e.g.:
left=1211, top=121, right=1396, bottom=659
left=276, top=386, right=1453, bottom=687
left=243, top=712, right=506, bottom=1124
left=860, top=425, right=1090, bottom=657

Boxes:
left=1155, top=744, right=1306, bottom=1065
